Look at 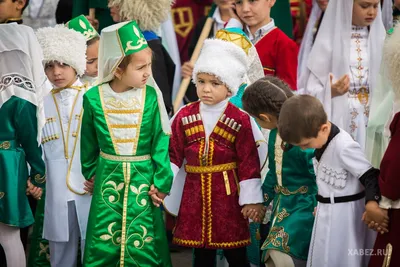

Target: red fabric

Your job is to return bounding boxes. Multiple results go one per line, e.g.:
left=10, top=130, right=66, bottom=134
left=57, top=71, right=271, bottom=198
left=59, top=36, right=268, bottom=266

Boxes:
left=172, top=0, right=213, bottom=64
left=255, top=28, right=299, bottom=90
left=369, top=209, right=400, bottom=267
left=290, top=0, right=312, bottom=45
left=379, top=112, right=400, bottom=201
left=169, top=101, right=261, bottom=249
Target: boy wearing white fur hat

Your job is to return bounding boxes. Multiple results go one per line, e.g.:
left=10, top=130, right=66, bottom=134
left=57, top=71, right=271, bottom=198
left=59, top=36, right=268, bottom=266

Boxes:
left=35, top=25, right=92, bottom=267
left=163, top=37, right=264, bottom=267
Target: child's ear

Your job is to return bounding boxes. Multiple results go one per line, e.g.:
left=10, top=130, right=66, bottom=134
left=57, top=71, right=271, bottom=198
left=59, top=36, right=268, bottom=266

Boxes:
left=259, top=113, right=271, bottom=122
left=16, top=0, right=26, bottom=11
left=227, top=91, right=233, bottom=97
left=320, top=123, right=329, bottom=133
left=114, top=67, right=123, bottom=80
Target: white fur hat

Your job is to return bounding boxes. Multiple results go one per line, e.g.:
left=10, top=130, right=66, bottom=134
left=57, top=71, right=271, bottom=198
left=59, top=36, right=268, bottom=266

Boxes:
left=192, top=39, right=248, bottom=95
left=36, top=25, right=87, bottom=76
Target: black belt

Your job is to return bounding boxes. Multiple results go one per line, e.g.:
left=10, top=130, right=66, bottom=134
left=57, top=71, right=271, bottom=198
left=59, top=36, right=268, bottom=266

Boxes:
left=316, top=191, right=365, bottom=204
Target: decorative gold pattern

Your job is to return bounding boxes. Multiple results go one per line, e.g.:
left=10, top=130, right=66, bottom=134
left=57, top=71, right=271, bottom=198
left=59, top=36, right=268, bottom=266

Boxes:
left=34, top=174, right=46, bottom=184
left=276, top=208, right=290, bottom=222
left=104, top=109, right=142, bottom=114
left=38, top=242, right=50, bottom=262
left=262, top=226, right=290, bottom=253
left=215, top=29, right=252, bottom=55
left=185, top=162, right=237, bottom=174
left=0, top=141, right=11, bottom=150
left=115, top=139, right=137, bottom=144
left=111, top=124, right=140, bottom=129
left=223, top=171, right=231, bottom=195
left=172, top=7, right=194, bottom=38
left=100, top=151, right=151, bottom=162
left=274, top=185, right=308, bottom=196
left=120, top=162, right=131, bottom=266
left=105, top=97, right=142, bottom=109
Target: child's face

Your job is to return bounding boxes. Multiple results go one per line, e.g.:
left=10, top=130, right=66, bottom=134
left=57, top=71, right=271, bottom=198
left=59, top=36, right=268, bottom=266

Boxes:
left=215, top=0, right=234, bottom=10
left=196, top=73, right=232, bottom=105
left=116, top=49, right=152, bottom=89
left=253, top=113, right=277, bottom=130
left=292, top=123, right=330, bottom=150
left=45, top=61, right=77, bottom=88
left=234, top=0, right=275, bottom=30
left=352, top=0, right=379, bottom=27
left=85, top=39, right=99, bottom=78
left=0, top=0, right=24, bottom=23
left=108, top=1, right=121, bottom=22
left=316, top=0, right=329, bottom=11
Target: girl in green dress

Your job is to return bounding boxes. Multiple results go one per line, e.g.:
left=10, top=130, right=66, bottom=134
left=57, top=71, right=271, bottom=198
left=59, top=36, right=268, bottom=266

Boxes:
left=81, top=21, right=173, bottom=267
left=242, top=76, right=317, bottom=267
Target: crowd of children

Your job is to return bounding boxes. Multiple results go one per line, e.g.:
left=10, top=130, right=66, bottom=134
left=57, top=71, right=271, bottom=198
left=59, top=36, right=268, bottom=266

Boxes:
left=0, top=0, right=399, bottom=267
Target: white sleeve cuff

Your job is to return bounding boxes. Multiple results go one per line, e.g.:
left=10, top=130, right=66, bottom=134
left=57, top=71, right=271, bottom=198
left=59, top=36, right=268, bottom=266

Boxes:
left=379, top=196, right=393, bottom=209
left=171, top=163, right=180, bottom=179
left=225, top=18, right=243, bottom=29
left=239, top=178, right=263, bottom=206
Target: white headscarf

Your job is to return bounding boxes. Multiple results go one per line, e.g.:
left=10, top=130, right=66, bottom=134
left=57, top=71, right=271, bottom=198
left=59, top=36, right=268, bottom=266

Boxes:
left=297, top=0, right=323, bottom=91
left=0, top=24, right=50, bottom=143
left=381, top=0, right=393, bottom=30
left=305, top=0, right=386, bottom=128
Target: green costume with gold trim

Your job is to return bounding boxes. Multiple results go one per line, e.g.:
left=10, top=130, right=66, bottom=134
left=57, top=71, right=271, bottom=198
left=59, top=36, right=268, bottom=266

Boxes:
left=261, top=129, right=317, bottom=261
left=0, top=97, right=46, bottom=227
left=81, top=83, right=173, bottom=266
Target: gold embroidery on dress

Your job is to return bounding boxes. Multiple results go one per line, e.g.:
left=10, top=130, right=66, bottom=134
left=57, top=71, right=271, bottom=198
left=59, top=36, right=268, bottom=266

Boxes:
left=276, top=208, right=290, bottom=222
left=38, top=242, right=50, bottom=262
left=105, top=97, right=142, bottom=109
left=130, top=184, right=150, bottom=207
left=100, top=222, right=122, bottom=246
left=262, top=226, right=290, bottom=253
left=172, top=7, right=194, bottom=38
left=274, top=185, right=308, bottom=196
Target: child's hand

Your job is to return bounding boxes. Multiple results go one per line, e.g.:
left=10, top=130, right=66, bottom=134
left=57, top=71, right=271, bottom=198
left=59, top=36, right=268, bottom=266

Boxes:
left=181, top=62, right=194, bottom=78
left=242, top=204, right=265, bottom=223
left=27, top=179, right=43, bottom=200
left=84, top=176, right=95, bottom=195
left=363, top=201, right=389, bottom=234
left=313, top=207, right=317, bottom=217
left=148, top=184, right=167, bottom=207
left=330, top=74, right=350, bottom=97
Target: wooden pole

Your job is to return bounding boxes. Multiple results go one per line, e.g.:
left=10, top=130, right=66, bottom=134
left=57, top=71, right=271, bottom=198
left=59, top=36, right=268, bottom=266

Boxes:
left=173, top=18, right=214, bottom=113
left=89, top=8, right=96, bottom=19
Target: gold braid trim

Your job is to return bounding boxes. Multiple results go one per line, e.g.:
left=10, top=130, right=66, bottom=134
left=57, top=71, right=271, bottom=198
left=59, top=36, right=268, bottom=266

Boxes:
left=173, top=237, right=203, bottom=247
left=274, top=185, right=308, bottom=196
left=185, top=162, right=237, bottom=174
left=34, top=174, right=46, bottom=184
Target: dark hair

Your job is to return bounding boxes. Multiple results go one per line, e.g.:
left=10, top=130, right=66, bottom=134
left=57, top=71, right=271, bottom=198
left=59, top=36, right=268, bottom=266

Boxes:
left=12, top=0, right=29, bottom=13
left=278, top=95, right=328, bottom=144
left=87, top=36, right=100, bottom=47
left=242, top=76, right=294, bottom=119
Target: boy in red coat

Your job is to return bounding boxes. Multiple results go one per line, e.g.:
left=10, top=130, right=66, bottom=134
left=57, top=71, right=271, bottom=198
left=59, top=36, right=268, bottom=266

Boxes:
left=227, top=0, right=298, bottom=90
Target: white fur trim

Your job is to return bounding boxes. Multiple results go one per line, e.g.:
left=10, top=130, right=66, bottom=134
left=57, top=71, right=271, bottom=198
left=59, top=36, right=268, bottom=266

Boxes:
left=36, top=25, right=87, bottom=76
left=384, top=24, right=400, bottom=99
left=192, top=39, right=248, bottom=96
left=238, top=178, right=263, bottom=206
left=109, top=0, right=173, bottom=31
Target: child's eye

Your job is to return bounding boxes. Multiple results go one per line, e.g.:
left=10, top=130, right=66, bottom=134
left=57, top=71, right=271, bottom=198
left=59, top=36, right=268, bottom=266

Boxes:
left=198, top=80, right=205, bottom=84
left=212, top=82, right=221, bottom=86
left=235, top=0, right=242, bottom=5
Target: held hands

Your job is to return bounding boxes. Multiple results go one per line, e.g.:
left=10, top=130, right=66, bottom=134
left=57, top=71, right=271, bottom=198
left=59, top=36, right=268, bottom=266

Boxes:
left=241, top=204, right=266, bottom=223
left=26, top=179, right=43, bottom=200
left=84, top=176, right=95, bottom=195
left=148, top=184, right=167, bottom=207
left=330, top=74, right=350, bottom=98
left=362, top=201, right=390, bottom=234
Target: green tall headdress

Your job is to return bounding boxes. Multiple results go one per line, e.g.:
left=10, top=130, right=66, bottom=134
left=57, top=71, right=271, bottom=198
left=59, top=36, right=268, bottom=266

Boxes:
left=67, top=14, right=99, bottom=41
left=98, top=20, right=149, bottom=83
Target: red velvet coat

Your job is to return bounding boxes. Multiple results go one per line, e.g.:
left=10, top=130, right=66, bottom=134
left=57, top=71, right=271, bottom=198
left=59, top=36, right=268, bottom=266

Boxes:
left=169, top=101, right=261, bottom=249
left=255, top=27, right=299, bottom=91
left=369, top=112, right=400, bottom=267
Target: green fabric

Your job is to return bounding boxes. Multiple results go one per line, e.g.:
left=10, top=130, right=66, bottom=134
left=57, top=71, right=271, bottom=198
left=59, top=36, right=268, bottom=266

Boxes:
left=81, top=84, right=173, bottom=266
left=229, top=83, right=246, bottom=109
left=27, top=196, right=50, bottom=267
left=0, top=96, right=45, bottom=228
left=261, top=129, right=316, bottom=260
left=118, top=21, right=149, bottom=56
left=270, top=0, right=293, bottom=38
left=67, top=15, right=99, bottom=41
left=72, top=0, right=114, bottom=32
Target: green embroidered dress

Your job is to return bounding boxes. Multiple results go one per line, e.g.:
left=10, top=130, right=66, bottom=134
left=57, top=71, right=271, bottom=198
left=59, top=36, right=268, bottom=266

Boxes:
left=81, top=83, right=173, bottom=266
left=0, top=97, right=46, bottom=227
left=261, top=129, right=317, bottom=261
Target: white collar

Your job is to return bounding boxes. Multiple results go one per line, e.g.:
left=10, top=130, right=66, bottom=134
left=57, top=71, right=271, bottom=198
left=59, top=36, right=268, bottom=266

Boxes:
left=246, top=19, right=275, bottom=43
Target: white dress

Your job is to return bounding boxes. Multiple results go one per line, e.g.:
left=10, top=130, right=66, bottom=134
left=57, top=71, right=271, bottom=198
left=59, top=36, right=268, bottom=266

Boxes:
left=307, top=129, right=376, bottom=267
